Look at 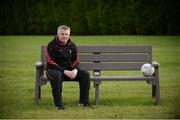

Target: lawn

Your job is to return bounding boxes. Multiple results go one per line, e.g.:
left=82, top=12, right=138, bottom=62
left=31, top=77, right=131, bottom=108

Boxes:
left=0, top=35, right=180, bottom=119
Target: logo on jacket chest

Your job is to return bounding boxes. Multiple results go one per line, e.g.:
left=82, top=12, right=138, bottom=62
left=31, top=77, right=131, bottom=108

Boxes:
left=57, top=49, right=63, bottom=52
left=57, top=48, right=71, bottom=54
left=56, top=48, right=72, bottom=59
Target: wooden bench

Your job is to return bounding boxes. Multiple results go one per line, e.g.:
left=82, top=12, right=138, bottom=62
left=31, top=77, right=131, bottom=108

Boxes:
left=35, top=45, right=160, bottom=105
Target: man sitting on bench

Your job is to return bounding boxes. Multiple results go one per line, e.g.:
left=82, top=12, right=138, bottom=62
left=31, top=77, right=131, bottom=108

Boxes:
left=46, top=25, right=90, bottom=110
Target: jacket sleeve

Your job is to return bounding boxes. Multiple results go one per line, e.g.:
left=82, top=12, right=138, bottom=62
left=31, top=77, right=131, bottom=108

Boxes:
left=46, top=43, right=65, bottom=72
left=71, top=44, right=80, bottom=70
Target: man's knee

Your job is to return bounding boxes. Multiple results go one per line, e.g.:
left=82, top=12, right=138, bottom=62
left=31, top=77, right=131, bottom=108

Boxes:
left=78, top=70, right=90, bottom=81
left=47, top=69, right=63, bottom=80
left=78, top=69, right=90, bottom=79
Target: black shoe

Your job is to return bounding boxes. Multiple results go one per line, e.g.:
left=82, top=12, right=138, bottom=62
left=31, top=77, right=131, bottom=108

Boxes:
left=78, top=102, right=91, bottom=107
left=56, top=105, right=65, bottom=110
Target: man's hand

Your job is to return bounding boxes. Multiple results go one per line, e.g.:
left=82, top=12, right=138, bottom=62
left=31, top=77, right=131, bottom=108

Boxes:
left=72, top=69, right=78, bottom=78
left=63, top=70, right=74, bottom=79
left=63, top=69, right=78, bottom=79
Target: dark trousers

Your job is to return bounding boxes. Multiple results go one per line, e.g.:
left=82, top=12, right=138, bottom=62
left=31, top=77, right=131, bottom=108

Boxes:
left=46, top=69, right=90, bottom=107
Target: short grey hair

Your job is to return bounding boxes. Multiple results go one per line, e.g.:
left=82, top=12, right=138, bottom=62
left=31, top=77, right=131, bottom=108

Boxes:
left=57, top=25, right=71, bottom=34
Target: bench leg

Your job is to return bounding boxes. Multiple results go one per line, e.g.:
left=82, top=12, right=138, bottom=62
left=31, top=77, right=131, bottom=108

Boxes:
left=95, top=84, right=99, bottom=105
left=152, top=85, right=155, bottom=98
left=35, top=67, right=41, bottom=104
left=154, top=67, right=160, bottom=105
left=93, top=80, right=101, bottom=105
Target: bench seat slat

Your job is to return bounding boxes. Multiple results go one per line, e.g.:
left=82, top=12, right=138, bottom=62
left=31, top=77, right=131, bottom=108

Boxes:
left=77, top=46, right=151, bottom=53
left=79, top=63, right=145, bottom=70
left=42, top=76, right=153, bottom=82
left=79, top=54, right=150, bottom=62
left=90, top=76, right=154, bottom=81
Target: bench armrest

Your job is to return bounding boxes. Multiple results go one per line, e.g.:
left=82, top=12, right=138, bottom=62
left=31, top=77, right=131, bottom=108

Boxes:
left=152, top=61, right=160, bottom=67
left=35, top=61, right=43, bottom=68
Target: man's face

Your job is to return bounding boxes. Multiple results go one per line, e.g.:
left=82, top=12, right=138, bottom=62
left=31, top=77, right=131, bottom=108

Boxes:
left=57, top=29, right=70, bottom=45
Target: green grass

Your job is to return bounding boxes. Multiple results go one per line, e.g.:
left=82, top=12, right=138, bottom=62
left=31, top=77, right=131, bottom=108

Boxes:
left=0, top=35, right=180, bottom=119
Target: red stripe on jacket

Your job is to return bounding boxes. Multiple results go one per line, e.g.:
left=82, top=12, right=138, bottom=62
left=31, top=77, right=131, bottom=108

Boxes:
left=71, top=57, right=80, bottom=68
left=45, top=48, right=59, bottom=67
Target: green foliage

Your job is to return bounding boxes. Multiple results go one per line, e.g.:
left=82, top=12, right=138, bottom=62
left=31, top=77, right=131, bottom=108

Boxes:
left=70, top=0, right=89, bottom=35
left=0, top=35, right=180, bottom=118
left=84, top=0, right=101, bottom=35
left=0, top=0, right=179, bottom=35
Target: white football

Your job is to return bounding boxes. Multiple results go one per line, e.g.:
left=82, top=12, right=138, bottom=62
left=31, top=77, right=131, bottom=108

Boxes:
left=141, top=63, right=155, bottom=76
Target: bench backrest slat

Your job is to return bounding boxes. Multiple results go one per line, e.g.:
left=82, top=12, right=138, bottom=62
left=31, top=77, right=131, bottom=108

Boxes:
left=79, top=54, right=150, bottom=62
left=41, top=45, right=152, bottom=71
left=77, top=46, right=151, bottom=53
left=79, top=63, right=145, bottom=70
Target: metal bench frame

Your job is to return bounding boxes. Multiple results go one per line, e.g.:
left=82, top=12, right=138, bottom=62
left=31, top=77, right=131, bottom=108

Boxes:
left=35, top=45, right=160, bottom=105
